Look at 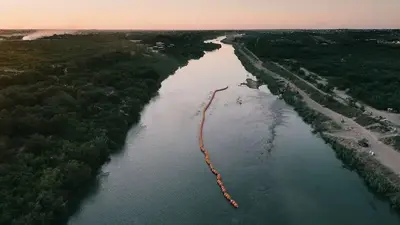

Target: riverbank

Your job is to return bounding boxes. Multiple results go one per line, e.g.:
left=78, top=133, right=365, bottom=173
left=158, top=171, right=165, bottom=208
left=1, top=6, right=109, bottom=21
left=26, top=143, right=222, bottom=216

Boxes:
left=68, top=36, right=400, bottom=225
left=232, top=42, right=400, bottom=211
left=0, top=32, right=221, bottom=225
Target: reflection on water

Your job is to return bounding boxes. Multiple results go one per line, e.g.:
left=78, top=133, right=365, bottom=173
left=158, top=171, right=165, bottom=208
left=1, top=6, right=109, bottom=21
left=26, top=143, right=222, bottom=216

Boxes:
left=69, top=38, right=400, bottom=225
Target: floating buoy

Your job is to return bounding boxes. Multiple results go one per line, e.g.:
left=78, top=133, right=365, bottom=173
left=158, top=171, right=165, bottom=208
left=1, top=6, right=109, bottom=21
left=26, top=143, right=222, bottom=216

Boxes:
left=221, top=186, right=227, bottom=193
left=230, top=200, right=239, bottom=208
left=224, top=193, right=232, bottom=200
left=199, top=86, right=238, bottom=209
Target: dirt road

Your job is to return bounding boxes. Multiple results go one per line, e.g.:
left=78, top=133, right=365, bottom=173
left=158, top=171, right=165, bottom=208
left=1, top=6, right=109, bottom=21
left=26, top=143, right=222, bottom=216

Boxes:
left=236, top=45, right=400, bottom=176
left=270, top=59, right=400, bottom=128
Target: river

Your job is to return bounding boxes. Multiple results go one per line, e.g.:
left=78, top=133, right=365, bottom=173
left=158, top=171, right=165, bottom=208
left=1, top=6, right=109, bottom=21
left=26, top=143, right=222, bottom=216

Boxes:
left=68, top=38, right=400, bottom=225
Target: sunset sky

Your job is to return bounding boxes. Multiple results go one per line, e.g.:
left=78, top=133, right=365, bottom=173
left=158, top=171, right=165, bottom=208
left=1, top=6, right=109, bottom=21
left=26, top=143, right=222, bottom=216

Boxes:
left=1, top=0, right=399, bottom=29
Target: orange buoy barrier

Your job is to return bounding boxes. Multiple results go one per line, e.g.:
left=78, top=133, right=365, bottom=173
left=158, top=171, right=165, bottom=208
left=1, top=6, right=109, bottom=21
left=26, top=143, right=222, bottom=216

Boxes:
left=221, top=186, right=227, bottom=193
left=198, top=86, right=239, bottom=209
left=211, top=169, right=218, bottom=175
left=224, top=193, right=232, bottom=201
left=231, top=200, right=239, bottom=208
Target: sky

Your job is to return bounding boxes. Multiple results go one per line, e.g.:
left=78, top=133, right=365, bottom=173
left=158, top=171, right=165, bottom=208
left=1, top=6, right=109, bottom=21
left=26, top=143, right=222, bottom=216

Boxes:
left=1, top=0, right=400, bottom=30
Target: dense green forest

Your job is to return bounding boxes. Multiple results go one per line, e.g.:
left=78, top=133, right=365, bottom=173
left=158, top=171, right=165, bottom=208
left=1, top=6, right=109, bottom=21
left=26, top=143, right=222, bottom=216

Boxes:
left=242, top=30, right=400, bottom=111
left=0, top=31, right=221, bottom=225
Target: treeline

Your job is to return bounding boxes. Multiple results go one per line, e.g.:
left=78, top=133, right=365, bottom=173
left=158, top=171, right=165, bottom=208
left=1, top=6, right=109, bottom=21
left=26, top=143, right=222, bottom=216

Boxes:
left=42, top=31, right=222, bottom=63
left=138, top=32, right=221, bottom=61
left=0, top=32, right=220, bottom=225
left=242, top=30, right=400, bottom=111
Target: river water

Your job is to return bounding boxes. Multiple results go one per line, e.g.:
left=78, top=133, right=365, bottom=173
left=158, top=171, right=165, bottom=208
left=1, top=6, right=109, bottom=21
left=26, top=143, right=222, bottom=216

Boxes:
left=69, top=38, right=400, bottom=225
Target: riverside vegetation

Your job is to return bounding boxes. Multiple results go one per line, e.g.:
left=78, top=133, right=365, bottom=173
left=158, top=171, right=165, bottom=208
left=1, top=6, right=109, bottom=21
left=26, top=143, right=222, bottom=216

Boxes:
left=241, top=30, right=400, bottom=153
left=233, top=43, right=400, bottom=212
left=0, top=31, right=221, bottom=225
left=243, top=30, right=400, bottom=111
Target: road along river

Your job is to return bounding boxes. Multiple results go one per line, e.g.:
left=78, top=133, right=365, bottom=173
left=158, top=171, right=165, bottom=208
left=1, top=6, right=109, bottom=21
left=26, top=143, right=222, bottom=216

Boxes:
left=69, top=38, right=400, bottom=225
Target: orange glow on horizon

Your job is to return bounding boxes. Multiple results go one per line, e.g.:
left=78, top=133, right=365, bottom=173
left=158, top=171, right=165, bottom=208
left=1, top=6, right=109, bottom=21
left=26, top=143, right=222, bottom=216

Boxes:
left=1, top=0, right=399, bottom=29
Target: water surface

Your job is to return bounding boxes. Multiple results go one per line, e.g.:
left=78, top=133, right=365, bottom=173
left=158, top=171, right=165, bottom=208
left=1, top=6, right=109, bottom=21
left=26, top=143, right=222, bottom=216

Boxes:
left=69, top=38, right=400, bottom=225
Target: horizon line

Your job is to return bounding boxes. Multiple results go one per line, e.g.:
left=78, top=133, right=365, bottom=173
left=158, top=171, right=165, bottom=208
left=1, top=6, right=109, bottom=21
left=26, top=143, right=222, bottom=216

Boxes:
left=1, top=27, right=400, bottom=31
